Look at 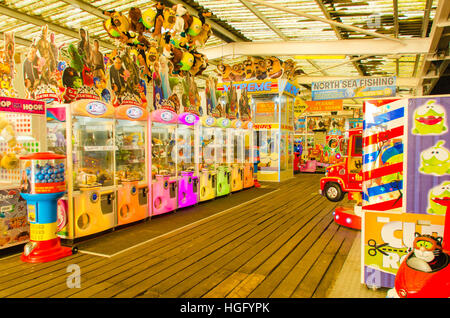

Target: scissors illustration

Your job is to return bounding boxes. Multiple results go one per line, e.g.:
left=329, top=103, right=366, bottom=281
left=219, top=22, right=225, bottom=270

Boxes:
left=367, top=239, right=389, bottom=256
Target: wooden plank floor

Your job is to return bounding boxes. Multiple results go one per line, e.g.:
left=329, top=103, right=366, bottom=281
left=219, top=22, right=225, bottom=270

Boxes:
left=0, top=174, right=360, bottom=298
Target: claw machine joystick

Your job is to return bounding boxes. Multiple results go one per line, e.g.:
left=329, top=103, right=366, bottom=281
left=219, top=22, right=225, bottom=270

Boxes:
left=19, top=152, right=72, bottom=263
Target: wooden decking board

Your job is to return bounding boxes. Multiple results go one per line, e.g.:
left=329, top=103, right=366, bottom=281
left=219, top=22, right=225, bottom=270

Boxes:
left=95, top=182, right=320, bottom=298
left=312, top=228, right=357, bottom=298
left=247, top=214, right=337, bottom=298
left=0, top=254, right=95, bottom=297
left=142, top=183, right=325, bottom=297
left=146, top=194, right=322, bottom=297
left=63, top=193, right=288, bottom=298
left=238, top=202, right=335, bottom=277
left=292, top=227, right=356, bottom=298
left=0, top=175, right=359, bottom=298
left=93, top=183, right=317, bottom=298
left=164, top=189, right=331, bottom=298
left=284, top=226, right=348, bottom=298
left=0, top=252, right=85, bottom=281
left=260, top=219, right=341, bottom=299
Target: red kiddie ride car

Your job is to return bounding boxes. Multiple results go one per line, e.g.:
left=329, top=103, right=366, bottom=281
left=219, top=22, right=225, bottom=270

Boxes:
left=320, top=127, right=363, bottom=202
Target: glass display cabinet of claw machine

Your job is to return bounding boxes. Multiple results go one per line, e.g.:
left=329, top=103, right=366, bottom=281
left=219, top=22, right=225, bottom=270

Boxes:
left=151, top=108, right=178, bottom=216
left=176, top=112, right=200, bottom=209
left=198, top=116, right=217, bottom=202
left=0, top=97, right=46, bottom=250
left=251, top=80, right=297, bottom=182
left=115, top=104, right=149, bottom=225
left=215, top=117, right=231, bottom=197
left=243, top=121, right=254, bottom=188
left=59, top=99, right=117, bottom=239
left=228, top=119, right=244, bottom=192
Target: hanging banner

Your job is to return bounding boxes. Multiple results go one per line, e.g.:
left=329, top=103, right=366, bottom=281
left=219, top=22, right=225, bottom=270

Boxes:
left=294, top=97, right=308, bottom=117
left=305, top=99, right=343, bottom=112
left=406, top=97, right=450, bottom=215
left=311, top=76, right=396, bottom=101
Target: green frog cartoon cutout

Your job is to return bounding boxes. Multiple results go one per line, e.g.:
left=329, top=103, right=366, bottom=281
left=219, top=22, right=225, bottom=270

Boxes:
left=412, top=100, right=447, bottom=135
left=419, top=140, right=450, bottom=176
left=427, top=181, right=450, bottom=215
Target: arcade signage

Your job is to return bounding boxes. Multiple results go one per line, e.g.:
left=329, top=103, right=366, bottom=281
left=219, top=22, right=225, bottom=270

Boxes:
left=0, top=97, right=45, bottom=115
left=311, top=76, right=396, bottom=101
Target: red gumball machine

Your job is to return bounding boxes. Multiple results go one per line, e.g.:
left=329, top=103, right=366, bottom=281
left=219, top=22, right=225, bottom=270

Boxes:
left=19, top=152, right=74, bottom=263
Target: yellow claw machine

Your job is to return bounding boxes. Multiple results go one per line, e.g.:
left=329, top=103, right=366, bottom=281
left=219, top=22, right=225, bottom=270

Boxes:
left=198, top=116, right=217, bottom=202
left=251, top=80, right=297, bottom=182
left=229, top=119, right=244, bottom=192
left=243, top=121, right=255, bottom=188
left=51, top=100, right=117, bottom=240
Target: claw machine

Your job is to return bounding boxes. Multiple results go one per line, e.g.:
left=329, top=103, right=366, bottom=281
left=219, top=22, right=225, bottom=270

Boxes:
left=215, top=117, right=231, bottom=197
left=176, top=112, right=200, bottom=209
left=198, top=116, right=217, bottom=202
left=243, top=121, right=255, bottom=188
left=229, top=119, right=244, bottom=192
left=55, top=99, right=117, bottom=239
left=115, top=104, right=149, bottom=225
left=0, top=97, right=46, bottom=250
left=151, top=108, right=178, bottom=216
left=250, top=80, right=297, bottom=182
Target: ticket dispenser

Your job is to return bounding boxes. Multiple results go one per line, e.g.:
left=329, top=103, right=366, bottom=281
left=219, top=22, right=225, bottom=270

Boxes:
left=19, top=152, right=72, bottom=263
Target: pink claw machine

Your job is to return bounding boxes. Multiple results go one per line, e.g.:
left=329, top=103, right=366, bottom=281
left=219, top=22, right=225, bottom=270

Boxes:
left=176, top=112, right=200, bottom=209
left=151, top=108, right=178, bottom=216
left=0, top=97, right=46, bottom=251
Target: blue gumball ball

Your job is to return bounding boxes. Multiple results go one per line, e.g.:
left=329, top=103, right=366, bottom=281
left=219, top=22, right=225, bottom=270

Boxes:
left=57, top=61, right=67, bottom=72
left=59, top=168, right=65, bottom=173
left=41, top=179, right=47, bottom=183
left=48, top=178, right=54, bottom=183
left=38, top=174, right=44, bottom=181
left=47, top=168, right=53, bottom=174
left=44, top=174, right=49, bottom=180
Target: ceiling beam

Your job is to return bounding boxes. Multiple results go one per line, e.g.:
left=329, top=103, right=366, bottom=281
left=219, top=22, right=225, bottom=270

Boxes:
left=314, top=0, right=366, bottom=77
left=0, top=3, right=116, bottom=50
left=239, top=0, right=289, bottom=41
left=393, top=0, right=400, bottom=77
left=200, top=38, right=431, bottom=60
left=412, top=0, right=433, bottom=78
left=416, top=0, right=450, bottom=94
left=61, top=0, right=247, bottom=44
left=246, top=0, right=403, bottom=43
left=160, top=0, right=246, bottom=43
left=58, top=0, right=106, bottom=20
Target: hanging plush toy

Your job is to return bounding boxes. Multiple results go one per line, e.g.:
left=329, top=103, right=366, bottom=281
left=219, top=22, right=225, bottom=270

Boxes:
left=172, top=4, right=192, bottom=36
left=230, top=63, right=245, bottom=82
left=103, top=10, right=136, bottom=45
left=217, top=63, right=232, bottom=82
left=243, top=57, right=255, bottom=80
left=266, top=56, right=283, bottom=79
left=189, top=52, right=208, bottom=77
